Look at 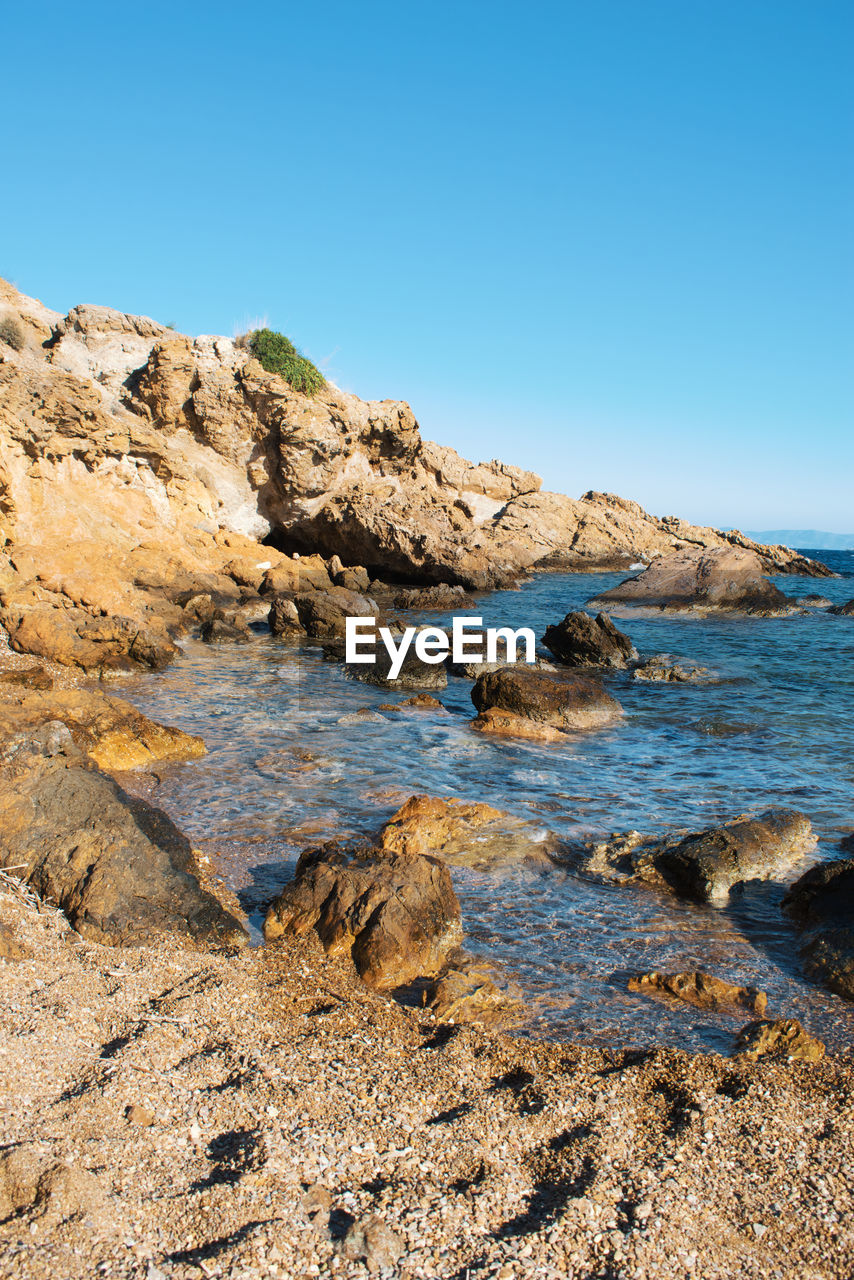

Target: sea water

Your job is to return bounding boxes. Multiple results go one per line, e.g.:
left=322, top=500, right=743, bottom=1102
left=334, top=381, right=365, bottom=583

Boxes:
left=122, top=551, right=854, bottom=1055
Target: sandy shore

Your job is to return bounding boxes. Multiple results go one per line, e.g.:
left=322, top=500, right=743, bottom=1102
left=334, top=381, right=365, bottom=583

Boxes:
left=1, top=872, right=852, bottom=1280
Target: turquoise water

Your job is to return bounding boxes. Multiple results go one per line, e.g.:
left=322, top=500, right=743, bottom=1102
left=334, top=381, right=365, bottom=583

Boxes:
left=123, top=551, right=854, bottom=1055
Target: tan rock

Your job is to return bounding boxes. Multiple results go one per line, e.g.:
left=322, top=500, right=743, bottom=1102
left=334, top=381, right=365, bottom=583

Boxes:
left=469, top=707, right=568, bottom=743
left=628, top=970, right=767, bottom=1015
left=379, top=794, right=555, bottom=868
left=734, top=1018, right=825, bottom=1063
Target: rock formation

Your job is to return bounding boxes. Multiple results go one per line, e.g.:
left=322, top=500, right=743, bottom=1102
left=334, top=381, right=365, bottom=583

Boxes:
left=379, top=794, right=556, bottom=868
left=263, top=840, right=461, bottom=989
left=541, top=610, right=638, bottom=668
left=470, top=667, right=623, bottom=739
left=628, top=970, right=767, bottom=1015
left=591, top=546, right=795, bottom=614
left=783, top=857, right=854, bottom=999
left=0, top=276, right=830, bottom=676
left=0, top=724, right=246, bottom=948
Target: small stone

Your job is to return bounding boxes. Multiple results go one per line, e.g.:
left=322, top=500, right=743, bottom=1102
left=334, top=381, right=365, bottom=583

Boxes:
left=124, top=1104, right=154, bottom=1127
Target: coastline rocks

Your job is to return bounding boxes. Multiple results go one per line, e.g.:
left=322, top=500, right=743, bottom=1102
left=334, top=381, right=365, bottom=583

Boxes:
left=734, top=1018, right=825, bottom=1063
left=345, top=646, right=448, bottom=691
left=633, top=809, right=816, bottom=902
left=628, top=970, right=767, bottom=1016
left=263, top=841, right=461, bottom=989
left=423, top=953, right=525, bottom=1027
left=783, top=858, right=854, bottom=999
left=294, top=588, right=378, bottom=640
left=0, top=726, right=246, bottom=948
left=829, top=599, right=854, bottom=616
left=471, top=667, right=622, bottom=736
left=591, top=547, right=792, bottom=614
left=379, top=794, right=556, bottom=869
left=0, top=684, right=206, bottom=772
left=633, top=657, right=714, bottom=683
left=2, top=605, right=179, bottom=673
left=541, top=611, right=637, bottom=668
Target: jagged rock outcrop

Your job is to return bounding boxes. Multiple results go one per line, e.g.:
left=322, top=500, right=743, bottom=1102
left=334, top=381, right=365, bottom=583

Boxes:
left=541, top=610, right=638, bottom=668
left=0, top=277, right=829, bottom=670
left=0, top=724, right=246, bottom=948
left=263, top=840, right=461, bottom=989
left=379, top=794, right=556, bottom=869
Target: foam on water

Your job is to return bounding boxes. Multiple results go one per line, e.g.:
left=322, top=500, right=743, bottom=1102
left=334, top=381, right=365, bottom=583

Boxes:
left=121, top=551, right=854, bottom=1055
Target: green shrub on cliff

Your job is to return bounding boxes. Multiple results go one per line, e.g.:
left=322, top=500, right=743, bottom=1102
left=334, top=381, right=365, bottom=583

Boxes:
left=248, top=328, right=326, bottom=395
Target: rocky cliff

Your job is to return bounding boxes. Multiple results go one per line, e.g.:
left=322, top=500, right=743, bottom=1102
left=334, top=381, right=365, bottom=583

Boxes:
left=0, top=276, right=828, bottom=654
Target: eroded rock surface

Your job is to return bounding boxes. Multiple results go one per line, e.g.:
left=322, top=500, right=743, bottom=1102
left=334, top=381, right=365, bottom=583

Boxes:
left=263, top=841, right=461, bottom=989
left=0, top=726, right=246, bottom=948
left=379, top=794, right=556, bottom=869
left=592, top=547, right=794, bottom=614
left=784, top=857, right=854, bottom=999
left=734, top=1018, right=825, bottom=1063
left=542, top=611, right=638, bottom=668
left=628, top=971, right=767, bottom=1016
left=471, top=667, right=622, bottom=737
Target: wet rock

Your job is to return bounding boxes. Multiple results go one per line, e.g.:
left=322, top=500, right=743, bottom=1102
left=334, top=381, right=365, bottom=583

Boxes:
left=294, top=588, right=378, bottom=640
left=734, top=1018, right=825, bottom=1063
left=634, top=657, right=714, bottom=682
left=268, top=595, right=302, bottom=634
left=336, top=708, right=387, bottom=725
left=346, top=644, right=448, bottom=691
left=541, top=610, right=638, bottom=668
left=264, top=841, right=461, bottom=990
left=0, top=684, right=206, bottom=771
left=199, top=614, right=253, bottom=643
left=424, top=953, right=525, bottom=1027
left=342, top=1213, right=404, bottom=1273
left=379, top=794, right=556, bottom=869
left=783, top=857, right=854, bottom=999
left=628, top=971, right=767, bottom=1015
left=829, top=599, right=854, bottom=616
left=591, top=547, right=792, bottom=614
left=469, top=707, right=567, bottom=742
left=2, top=604, right=179, bottom=673
left=0, top=665, right=54, bottom=690
left=471, top=667, right=622, bottom=734
left=633, top=809, right=815, bottom=902
left=379, top=692, right=446, bottom=711
left=0, top=727, right=247, bottom=948
left=796, top=595, right=833, bottom=609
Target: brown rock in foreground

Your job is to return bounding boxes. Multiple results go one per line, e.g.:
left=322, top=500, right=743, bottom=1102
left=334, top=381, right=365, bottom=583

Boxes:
left=0, top=725, right=246, bottom=949
left=591, top=546, right=793, bottom=614
left=471, top=666, right=622, bottom=734
left=628, top=970, right=768, bottom=1016
left=634, top=808, right=815, bottom=902
left=541, top=610, right=638, bottom=668
left=734, top=1018, right=825, bottom=1063
left=783, top=856, right=854, bottom=999
left=264, top=841, right=461, bottom=989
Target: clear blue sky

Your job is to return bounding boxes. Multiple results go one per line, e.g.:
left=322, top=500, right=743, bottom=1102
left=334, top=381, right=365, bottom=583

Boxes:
left=4, top=1, right=852, bottom=531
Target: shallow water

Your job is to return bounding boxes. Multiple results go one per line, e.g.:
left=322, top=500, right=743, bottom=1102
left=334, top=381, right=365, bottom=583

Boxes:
left=123, top=550, right=854, bottom=1055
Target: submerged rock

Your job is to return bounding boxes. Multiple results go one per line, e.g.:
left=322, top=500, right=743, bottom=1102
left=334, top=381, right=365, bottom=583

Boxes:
left=734, top=1018, right=824, bottom=1063
left=0, top=684, right=206, bottom=771
left=633, top=657, right=714, bottom=683
left=0, top=726, right=246, bottom=948
left=345, top=645, right=448, bottom=691
left=783, top=857, right=854, bottom=999
left=633, top=809, right=815, bottom=902
left=424, top=952, right=525, bottom=1027
left=264, top=840, right=461, bottom=989
left=591, top=547, right=792, bottom=614
left=379, top=794, right=556, bottom=869
left=471, top=667, right=622, bottom=735
left=541, top=610, right=638, bottom=668
left=628, top=970, right=767, bottom=1016
left=829, top=599, right=854, bottom=616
